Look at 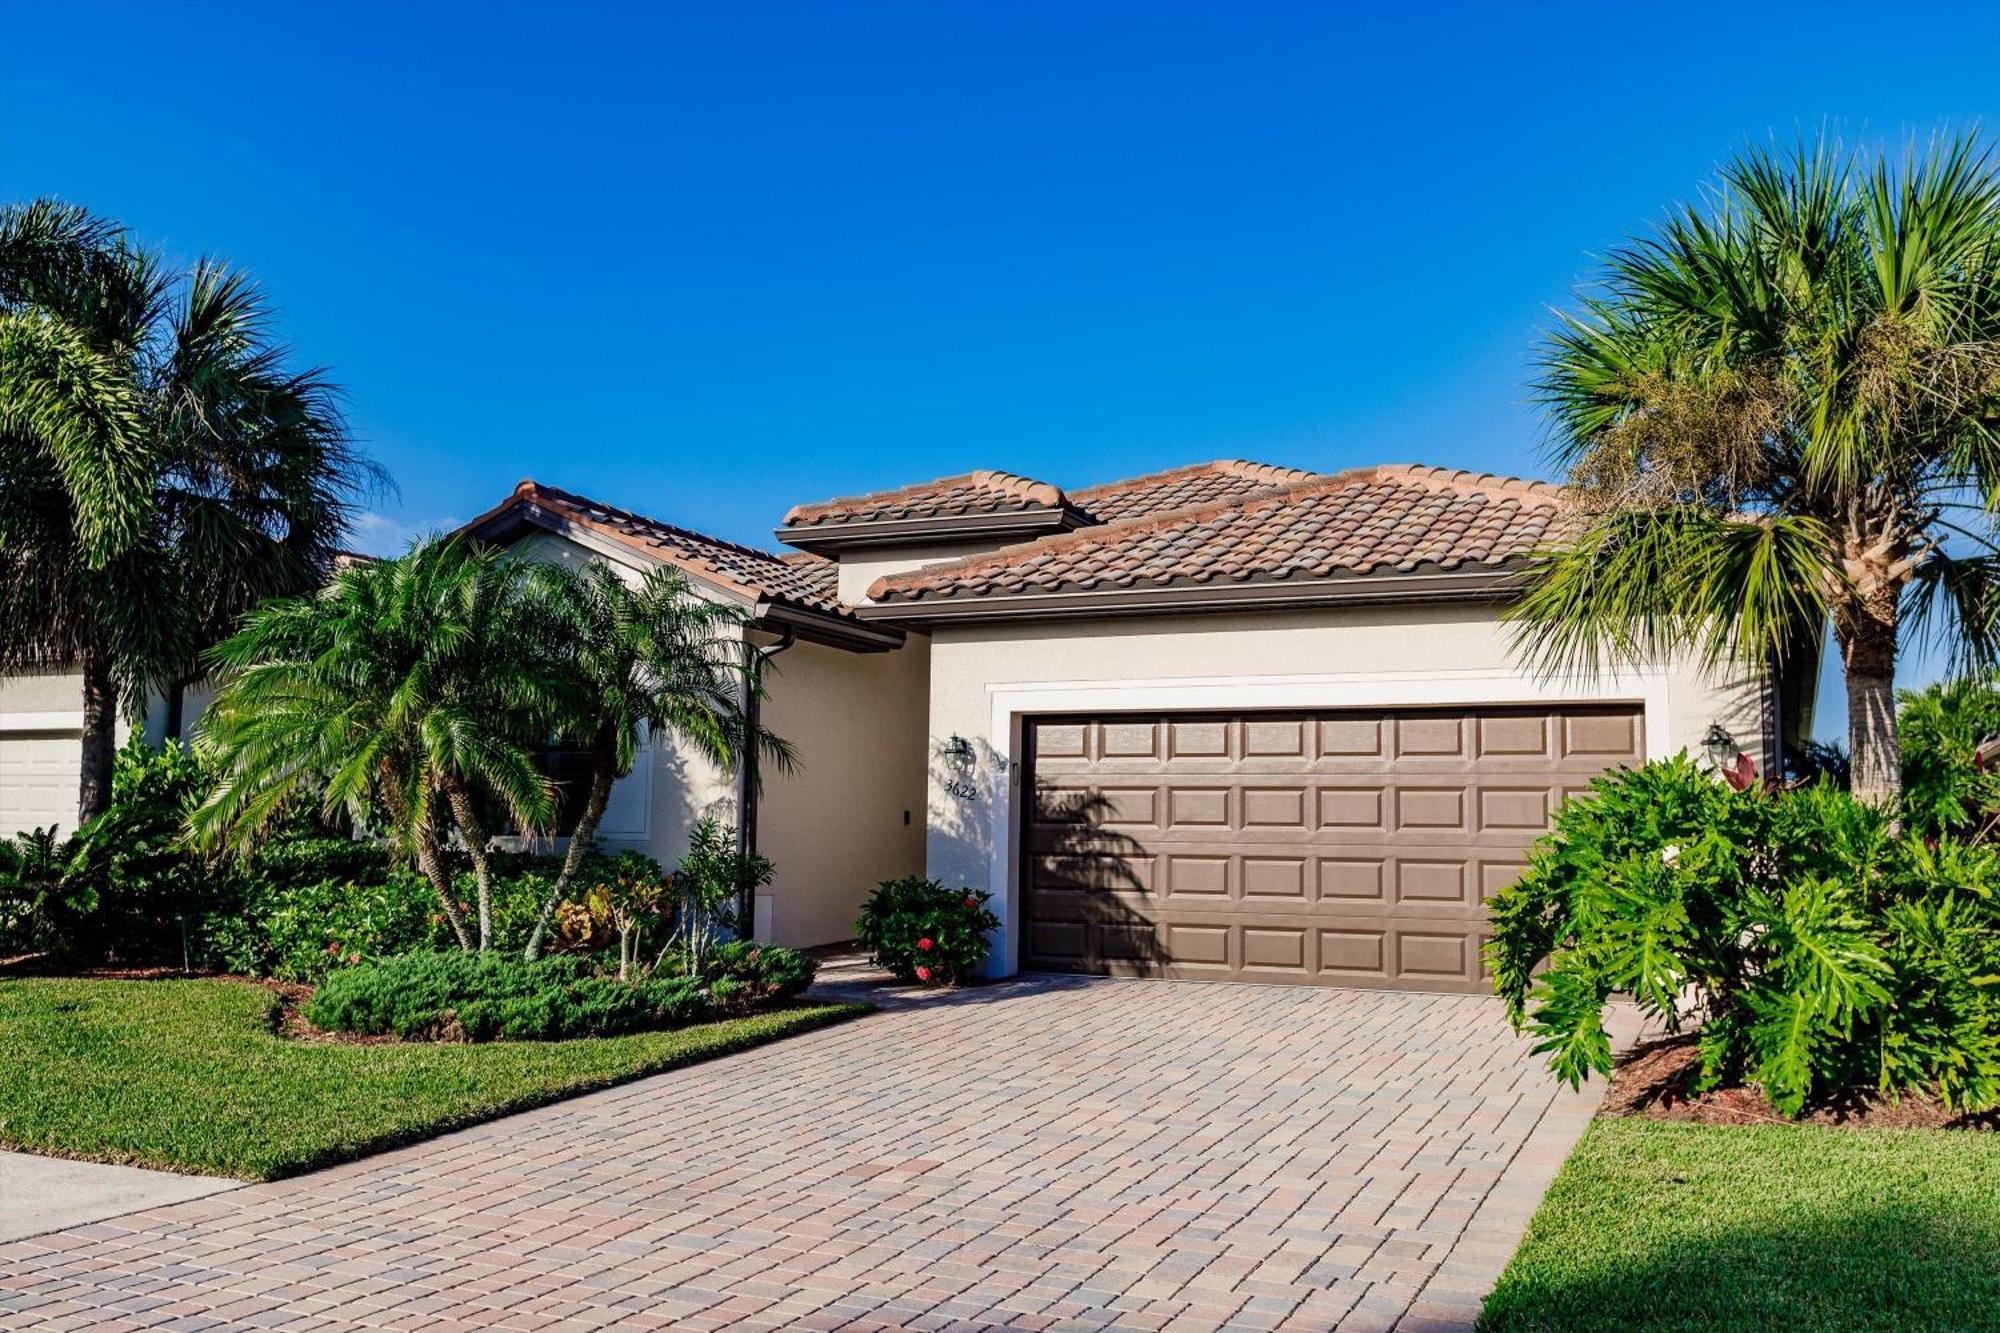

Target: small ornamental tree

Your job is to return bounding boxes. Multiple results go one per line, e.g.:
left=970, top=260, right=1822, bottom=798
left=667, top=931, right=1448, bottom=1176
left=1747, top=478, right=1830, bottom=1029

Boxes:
left=667, top=818, right=769, bottom=974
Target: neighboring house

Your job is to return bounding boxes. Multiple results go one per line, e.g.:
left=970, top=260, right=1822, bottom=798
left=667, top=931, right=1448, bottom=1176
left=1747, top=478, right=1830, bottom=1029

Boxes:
left=0, top=460, right=1799, bottom=986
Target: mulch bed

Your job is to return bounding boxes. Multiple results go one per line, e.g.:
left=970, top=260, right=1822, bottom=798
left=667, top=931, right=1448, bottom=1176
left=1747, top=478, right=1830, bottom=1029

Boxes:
left=1604, top=1033, right=2000, bottom=1130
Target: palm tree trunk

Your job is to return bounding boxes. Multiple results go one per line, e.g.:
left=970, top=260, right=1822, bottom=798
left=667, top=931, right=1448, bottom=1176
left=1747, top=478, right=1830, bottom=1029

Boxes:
left=522, top=745, right=617, bottom=961
left=440, top=777, right=496, bottom=951
left=415, top=818, right=473, bottom=951
left=77, top=642, right=118, bottom=826
left=1837, top=589, right=1900, bottom=806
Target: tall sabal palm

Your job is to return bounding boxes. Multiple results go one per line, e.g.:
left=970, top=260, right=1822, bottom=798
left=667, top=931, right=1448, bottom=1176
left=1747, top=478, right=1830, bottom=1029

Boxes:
left=518, top=562, right=794, bottom=960
left=1515, top=136, right=2000, bottom=803
left=192, top=540, right=561, bottom=950
left=0, top=199, right=371, bottom=822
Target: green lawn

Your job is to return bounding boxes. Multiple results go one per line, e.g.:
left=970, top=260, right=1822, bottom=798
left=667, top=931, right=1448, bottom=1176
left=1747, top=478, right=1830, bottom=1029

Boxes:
left=1481, top=1117, right=2000, bottom=1333
left=0, top=976, right=870, bottom=1180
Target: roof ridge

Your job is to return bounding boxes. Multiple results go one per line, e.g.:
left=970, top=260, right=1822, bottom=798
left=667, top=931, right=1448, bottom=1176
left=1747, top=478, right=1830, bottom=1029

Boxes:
left=968, top=469, right=1066, bottom=507
left=1068, top=458, right=1316, bottom=501
left=1216, top=459, right=1320, bottom=486
left=782, top=470, right=1066, bottom=526
left=522, top=481, right=795, bottom=568
left=1374, top=463, right=1561, bottom=503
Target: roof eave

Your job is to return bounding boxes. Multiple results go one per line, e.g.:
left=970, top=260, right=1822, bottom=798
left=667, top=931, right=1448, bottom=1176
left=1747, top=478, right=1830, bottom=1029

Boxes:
left=854, top=566, right=1526, bottom=625
left=774, top=506, right=1091, bottom=554
left=465, top=497, right=899, bottom=650
left=753, top=600, right=905, bottom=653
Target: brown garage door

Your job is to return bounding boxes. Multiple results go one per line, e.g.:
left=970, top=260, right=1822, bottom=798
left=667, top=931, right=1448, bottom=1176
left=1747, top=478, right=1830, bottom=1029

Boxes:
left=1021, top=705, right=1643, bottom=992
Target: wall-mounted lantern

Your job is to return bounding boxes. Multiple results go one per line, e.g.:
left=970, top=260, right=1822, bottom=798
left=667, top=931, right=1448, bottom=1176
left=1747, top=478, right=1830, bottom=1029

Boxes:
left=1702, top=723, right=1740, bottom=773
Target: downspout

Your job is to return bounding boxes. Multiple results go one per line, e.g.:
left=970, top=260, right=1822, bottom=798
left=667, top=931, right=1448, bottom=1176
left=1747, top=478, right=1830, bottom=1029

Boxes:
left=736, top=620, right=796, bottom=937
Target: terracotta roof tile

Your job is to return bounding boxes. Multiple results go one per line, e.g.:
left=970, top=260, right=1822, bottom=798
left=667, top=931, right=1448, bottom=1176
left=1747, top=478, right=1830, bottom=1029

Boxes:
left=869, top=465, right=1561, bottom=604
left=783, top=470, right=1068, bottom=527
left=514, top=482, right=852, bottom=618
left=1069, top=460, right=1320, bottom=522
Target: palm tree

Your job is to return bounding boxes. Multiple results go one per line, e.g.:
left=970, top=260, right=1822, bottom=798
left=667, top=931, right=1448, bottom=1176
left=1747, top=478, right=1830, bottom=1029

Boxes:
left=191, top=540, right=562, bottom=950
left=0, top=200, right=372, bottom=823
left=1515, top=136, right=2000, bottom=803
left=517, top=562, right=793, bottom=960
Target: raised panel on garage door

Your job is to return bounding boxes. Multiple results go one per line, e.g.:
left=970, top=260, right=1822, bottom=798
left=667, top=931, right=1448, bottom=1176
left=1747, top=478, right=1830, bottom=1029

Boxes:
left=0, top=730, right=82, bottom=838
left=1020, top=705, right=1643, bottom=992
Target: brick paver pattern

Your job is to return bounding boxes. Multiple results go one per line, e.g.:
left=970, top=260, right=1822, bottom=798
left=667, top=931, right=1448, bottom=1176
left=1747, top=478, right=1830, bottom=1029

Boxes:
left=0, top=977, right=1570, bottom=1332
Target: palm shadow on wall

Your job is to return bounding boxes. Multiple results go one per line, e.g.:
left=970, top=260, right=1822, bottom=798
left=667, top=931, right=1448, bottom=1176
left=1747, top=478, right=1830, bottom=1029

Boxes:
left=1025, top=778, right=1168, bottom=975
left=924, top=736, right=1166, bottom=975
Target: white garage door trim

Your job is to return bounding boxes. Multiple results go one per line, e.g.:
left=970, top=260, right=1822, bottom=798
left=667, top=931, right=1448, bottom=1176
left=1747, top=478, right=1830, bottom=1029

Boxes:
left=980, top=666, right=1672, bottom=976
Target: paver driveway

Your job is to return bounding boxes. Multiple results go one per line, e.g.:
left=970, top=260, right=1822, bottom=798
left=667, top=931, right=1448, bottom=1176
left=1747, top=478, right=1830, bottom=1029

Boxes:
left=0, top=977, right=1594, bottom=1332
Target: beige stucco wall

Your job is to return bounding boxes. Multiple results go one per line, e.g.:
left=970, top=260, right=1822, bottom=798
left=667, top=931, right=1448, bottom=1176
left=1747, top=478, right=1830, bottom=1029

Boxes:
left=919, top=601, right=1766, bottom=975
left=837, top=540, right=1018, bottom=605
left=756, top=632, right=931, bottom=947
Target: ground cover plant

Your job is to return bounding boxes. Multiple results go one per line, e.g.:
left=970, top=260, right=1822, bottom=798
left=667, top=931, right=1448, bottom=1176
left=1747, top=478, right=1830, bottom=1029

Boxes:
left=305, top=942, right=818, bottom=1042
left=0, top=974, right=867, bottom=1178
left=1479, top=1118, right=2000, bottom=1333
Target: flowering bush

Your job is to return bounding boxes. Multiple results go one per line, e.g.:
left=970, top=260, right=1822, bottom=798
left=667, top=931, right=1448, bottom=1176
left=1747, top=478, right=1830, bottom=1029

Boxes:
left=854, top=876, right=998, bottom=986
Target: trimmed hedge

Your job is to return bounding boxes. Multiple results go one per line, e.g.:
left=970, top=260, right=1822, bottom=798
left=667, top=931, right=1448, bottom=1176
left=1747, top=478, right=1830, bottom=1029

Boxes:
left=305, top=953, right=708, bottom=1041
left=303, top=942, right=821, bottom=1043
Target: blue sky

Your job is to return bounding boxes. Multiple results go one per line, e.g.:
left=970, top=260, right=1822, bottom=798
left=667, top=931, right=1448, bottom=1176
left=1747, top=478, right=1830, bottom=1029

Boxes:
left=8, top=1, right=2000, bottom=734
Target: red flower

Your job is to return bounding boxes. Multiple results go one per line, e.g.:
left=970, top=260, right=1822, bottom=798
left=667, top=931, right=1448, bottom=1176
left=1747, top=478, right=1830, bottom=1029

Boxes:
left=326, top=941, right=342, bottom=955
left=917, top=937, right=934, bottom=952
left=963, top=895, right=977, bottom=908
left=345, top=952, right=361, bottom=966
left=915, top=965, right=932, bottom=982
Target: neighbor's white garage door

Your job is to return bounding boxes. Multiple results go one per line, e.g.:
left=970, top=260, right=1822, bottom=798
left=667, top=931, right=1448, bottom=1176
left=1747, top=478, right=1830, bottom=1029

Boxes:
left=0, top=730, right=81, bottom=837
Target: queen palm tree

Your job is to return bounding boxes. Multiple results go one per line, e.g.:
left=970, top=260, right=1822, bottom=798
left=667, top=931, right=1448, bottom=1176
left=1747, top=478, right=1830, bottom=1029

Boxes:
left=0, top=200, right=371, bottom=822
left=517, top=562, right=794, bottom=960
left=191, top=540, right=562, bottom=950
left=1514, top=135, right=2000, bottom=803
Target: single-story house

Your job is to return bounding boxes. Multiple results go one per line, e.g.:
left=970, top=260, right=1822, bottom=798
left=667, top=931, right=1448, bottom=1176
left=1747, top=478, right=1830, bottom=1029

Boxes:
left=0, top=459, right=1800, bottom=991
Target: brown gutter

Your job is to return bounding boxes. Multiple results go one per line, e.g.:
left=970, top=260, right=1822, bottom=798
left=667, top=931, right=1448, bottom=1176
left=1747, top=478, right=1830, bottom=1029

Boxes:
left=854, top=566, right=1525, bottom=624
left=775, top=506, right=1089, bottom=555
left=736, top=625, right=797, bottom=936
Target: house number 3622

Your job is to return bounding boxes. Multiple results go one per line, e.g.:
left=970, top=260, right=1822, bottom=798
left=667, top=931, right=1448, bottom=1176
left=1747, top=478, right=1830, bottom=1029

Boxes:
left=943, top=778, right=979, bottom=801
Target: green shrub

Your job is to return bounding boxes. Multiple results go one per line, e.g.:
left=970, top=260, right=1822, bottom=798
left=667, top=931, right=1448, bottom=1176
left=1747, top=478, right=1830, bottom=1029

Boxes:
left=1898, top=676, right=2000, bottom=838
left=304, top=951, right=716, bottom=1041
left=208, top=864, right=436, bottom=982
left=1489, top=753, right=2000, bottom=1115
left=698, top=939, right=818, bottom=1005
left=0, top=827, right=95, bottom=956
left=66, top=739, right=236, bottom=963
left=206, top=846, right=600, bottom=983
left=855, top=877, right=998, bottom=986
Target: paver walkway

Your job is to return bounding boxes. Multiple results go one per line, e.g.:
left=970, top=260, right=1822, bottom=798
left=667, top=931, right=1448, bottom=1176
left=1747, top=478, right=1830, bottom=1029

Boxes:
left=0, top=976, right=1597, bottom=1332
